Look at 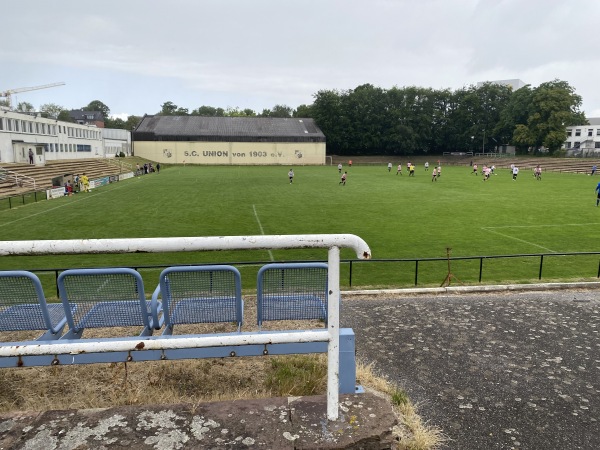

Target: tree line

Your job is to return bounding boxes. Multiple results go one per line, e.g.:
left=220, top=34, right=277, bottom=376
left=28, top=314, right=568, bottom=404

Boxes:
left=3, top=78, right=586, bottom=155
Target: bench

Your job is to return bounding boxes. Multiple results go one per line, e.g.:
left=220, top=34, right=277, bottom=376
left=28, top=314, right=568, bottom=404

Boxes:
left=153, top=265, right=243, bottom=335
left=0, top=263, right=359, bottom=394
left=0, top=270, right=72, bottom=341
left=57, top=268, right=159, bottom=339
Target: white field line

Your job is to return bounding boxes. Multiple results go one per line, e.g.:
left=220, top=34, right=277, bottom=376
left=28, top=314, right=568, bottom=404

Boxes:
left=481, top=226, right=557, bottom=253
left=0, top=182, right=130, bottom=228
left=485, top=223, right=600, bottom=229
left=252, top=204, right=274, bottom=261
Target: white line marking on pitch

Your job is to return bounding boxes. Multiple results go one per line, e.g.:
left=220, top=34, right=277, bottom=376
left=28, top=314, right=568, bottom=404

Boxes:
left=252, top=204, right=274, bottom=261
left=481, top=227, right=557, bottom=253
left=485, top=223, right=600, bottom=229
left=0, top=183, right=129, bottom=228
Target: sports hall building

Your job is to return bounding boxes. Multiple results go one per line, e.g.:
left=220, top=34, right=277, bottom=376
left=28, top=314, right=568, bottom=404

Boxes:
left=132, top=116, right=326, bottom=165
left=0, top=109, right=130, bottom=165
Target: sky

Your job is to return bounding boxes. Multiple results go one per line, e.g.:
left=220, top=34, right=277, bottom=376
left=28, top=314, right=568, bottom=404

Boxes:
left=2, top=0, right=599, bottom=120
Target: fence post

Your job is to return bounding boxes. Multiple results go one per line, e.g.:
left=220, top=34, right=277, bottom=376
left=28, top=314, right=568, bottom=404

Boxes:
left=414, top=260, right=418, bottom=286
left=349, top=260, right=353, bottom=287
left=539, top=255, right=544, bottom=280
left=479, top=257, right=483, bottom=282
left=55, top=270, right=59, bottom=297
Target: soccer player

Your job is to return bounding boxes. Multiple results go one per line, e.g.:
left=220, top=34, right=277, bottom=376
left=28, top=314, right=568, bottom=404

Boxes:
left=424, top=162, right=429, bottom=171
left=387, top=162, right=392, bottom=172
left=396, top=163, right=402, bottom=175
left=340, top=171, right=347, bottom=185
left=596, top=181, right=600, bottom=206
left=81, top=173, right=90, bottom=192
left=288, top=168, right=294, bottom=184
left=409, top=164, right=415, bottom=177
left=473, top=164, right=478, bottom=175
left=338, top=163, right=343, bottom=173
left=592, top=165, right=597, bottom=176
left=431, top=167, right=437, bottom=181
left=512, top=166, right=519, bottom=181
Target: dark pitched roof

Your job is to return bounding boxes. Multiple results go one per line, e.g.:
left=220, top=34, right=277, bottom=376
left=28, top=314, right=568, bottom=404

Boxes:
left=133, top=116, right=325, bottom=143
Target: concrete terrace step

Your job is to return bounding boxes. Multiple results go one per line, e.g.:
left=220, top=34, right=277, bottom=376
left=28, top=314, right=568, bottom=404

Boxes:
left=0, top=392, right=396, bottom=449
left=0, top=159, right=125, bottom=198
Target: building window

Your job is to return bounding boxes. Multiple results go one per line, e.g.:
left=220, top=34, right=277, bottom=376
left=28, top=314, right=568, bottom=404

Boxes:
left=14, top=121, right=19, bottom=132
left=589, top=129, right=593, bottom=137
left=566, top=130, right=572, bottom=136
left=7, top=120, right=12, bottom=131
left=596, top=142, right=600, bottom=148
left=574, top=141, right=580, bottom=148
left=565, top=141, right=571, bottom=148
left=0, top=118, right=3, bottom=130
left=575, top=129, right=581, bottom=136
left=597, top=129, right=600, bottom=136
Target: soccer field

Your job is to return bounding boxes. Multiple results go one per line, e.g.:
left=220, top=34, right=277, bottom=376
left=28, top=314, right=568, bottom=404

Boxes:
left=0, top=163, right=598, bottom=289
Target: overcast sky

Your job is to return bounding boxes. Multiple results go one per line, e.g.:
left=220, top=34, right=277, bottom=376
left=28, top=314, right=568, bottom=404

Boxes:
left=2, top=0, right=599, bottom=120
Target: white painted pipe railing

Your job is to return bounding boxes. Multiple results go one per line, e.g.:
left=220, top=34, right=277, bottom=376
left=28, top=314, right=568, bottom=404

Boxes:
left=0, top=234, right=371, bottom=421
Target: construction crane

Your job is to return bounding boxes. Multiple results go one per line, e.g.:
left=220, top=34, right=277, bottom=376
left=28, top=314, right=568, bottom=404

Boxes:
left=0, top=82, right=66, bottom=110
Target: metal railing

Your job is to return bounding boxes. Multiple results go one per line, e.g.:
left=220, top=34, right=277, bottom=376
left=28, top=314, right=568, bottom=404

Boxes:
left=0, top=189, right=46, bottom=209
left=15, top=251, right=600, bottom=297
left=0, top=167, right=36, bottom=190
left=347, top=252, right=600, bottom=287
left=0, top=234, right=372, bottom=421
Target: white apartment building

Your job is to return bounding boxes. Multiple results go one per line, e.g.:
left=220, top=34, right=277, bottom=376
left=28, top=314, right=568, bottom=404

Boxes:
left=564, top=118, right=600, bottom=156
left=0, top=109, right=130, bottom=165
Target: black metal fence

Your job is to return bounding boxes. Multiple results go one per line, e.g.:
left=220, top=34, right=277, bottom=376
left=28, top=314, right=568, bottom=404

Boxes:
left=0, top=190, right=47, bottom=211
left=20, top=251, right=600, bottom=299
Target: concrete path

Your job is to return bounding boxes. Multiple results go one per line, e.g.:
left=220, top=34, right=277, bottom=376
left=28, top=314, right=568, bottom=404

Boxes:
left=341, top=286, right=600, bottom=449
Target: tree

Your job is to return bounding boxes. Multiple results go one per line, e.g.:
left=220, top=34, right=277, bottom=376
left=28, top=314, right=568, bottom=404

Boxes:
left=125, top=115, right=142, bottom=130
left=16, top=102, right=34, bottom=112
left=159, top=101, right=178, bottom=115
left=268, top=104, right=293, bottom=118
left=192, top=106, right=225, bottom=116
left=40, top=103, right=67, bottom=119
left=293, top=104, right=313, bottom=118
left=85, top=100, right=110, bottom=119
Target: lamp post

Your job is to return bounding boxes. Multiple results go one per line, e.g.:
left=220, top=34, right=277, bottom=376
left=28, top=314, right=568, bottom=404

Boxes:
left=482, top=129, right=485, bottom=154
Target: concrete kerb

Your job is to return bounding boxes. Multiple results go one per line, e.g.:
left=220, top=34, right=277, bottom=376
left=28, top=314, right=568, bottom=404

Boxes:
left=342, top=281, right=600, bottom=297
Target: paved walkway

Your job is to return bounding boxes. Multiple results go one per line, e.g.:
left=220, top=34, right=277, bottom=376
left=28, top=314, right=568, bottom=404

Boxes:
left=341, top=286, right=600, bottom=449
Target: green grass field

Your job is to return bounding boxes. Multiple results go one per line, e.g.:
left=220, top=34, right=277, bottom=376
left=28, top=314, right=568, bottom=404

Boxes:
left=1, top=163, right=599, bottom=291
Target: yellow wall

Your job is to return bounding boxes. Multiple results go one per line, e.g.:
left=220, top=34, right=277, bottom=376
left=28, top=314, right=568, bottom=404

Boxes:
left=133, top=141, right=326, bottom=165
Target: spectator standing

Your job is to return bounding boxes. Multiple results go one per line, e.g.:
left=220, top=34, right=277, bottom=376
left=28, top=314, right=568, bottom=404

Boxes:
left=592, top=165, right=597, bottom=176
left=28, top=149, right=34, bottom=164
left=156, top=163, right=161, bottom=173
